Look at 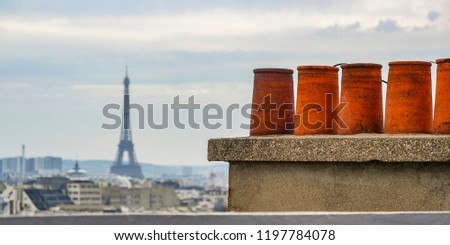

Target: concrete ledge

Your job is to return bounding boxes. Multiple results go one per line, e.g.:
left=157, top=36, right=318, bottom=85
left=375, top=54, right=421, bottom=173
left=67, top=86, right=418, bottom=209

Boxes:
left=1, top=213, right=450, bottom=225
left=208, top=134, right=450, bottom=162
left=208, top=134, right=450, bottom=211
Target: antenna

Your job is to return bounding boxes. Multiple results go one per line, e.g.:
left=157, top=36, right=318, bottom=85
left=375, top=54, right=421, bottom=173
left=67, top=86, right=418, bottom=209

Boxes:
left=125, top=65, right=128, bottom=77
left=17, top=144, right=25, bottom=213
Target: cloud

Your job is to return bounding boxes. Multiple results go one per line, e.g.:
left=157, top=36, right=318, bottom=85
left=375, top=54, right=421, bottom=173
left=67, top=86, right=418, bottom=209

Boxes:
left=374, top=19, right=403, bottom=32
left=427, top=11, right=440, bottom=22
left=315, top=22, right=361, bottom=36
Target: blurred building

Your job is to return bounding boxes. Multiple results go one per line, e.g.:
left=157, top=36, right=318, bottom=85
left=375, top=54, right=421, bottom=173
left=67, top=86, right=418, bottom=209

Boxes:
left=36, top=176, right=69, bottom=191
left=67, top=180, right=102, bottom=206
left=0, top=181, right=6, bottom=215
left=66, top=160, right=88, bottom=181
left=0, top=157, right=23, bottom=180
left=0, top=195, right=3, bottom=215
left=23, top=189, right=73, bottom=211
left=64, top=160, right=102, bottom=206
left=0, top=181, right=6, bottom=194
left=0, top=156, right=63, bottom=180
left=25, top=158, right=35, bottom=173
left=102, top=184, right=179, bottom=210
left=31, top=157, right=63, bottom=176
left=1, top=184, right=18, bottom=215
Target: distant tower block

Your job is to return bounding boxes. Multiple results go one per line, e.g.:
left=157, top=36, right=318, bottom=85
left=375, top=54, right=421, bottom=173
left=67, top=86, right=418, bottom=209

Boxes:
left=110, top=67, right=145, bottom=179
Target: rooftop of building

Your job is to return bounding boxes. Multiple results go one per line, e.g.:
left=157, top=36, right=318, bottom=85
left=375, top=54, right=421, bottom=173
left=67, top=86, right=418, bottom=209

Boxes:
left=68, top=180, right=96, bottom=184
left=0, top=181, right=6, bottom=193
left=66, top=160, right=89, bottom=181
left=24, top=189, right=73, bottom=211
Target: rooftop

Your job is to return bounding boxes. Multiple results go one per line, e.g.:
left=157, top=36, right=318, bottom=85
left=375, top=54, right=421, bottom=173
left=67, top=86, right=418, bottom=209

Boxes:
left=24, top=189, right=73, bottom=211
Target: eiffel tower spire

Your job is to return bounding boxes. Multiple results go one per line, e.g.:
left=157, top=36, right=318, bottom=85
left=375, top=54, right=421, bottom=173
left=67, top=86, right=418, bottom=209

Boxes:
left=110, top=67, right=144, bottom=179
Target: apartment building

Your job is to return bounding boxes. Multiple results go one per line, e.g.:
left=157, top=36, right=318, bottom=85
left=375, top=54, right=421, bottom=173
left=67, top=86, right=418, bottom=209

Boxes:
left=67, top=180, right=102, bottom=206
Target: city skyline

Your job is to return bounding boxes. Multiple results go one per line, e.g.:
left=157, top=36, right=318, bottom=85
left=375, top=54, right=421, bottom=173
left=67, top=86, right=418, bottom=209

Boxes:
left=1, top=0, right=450, bottom=165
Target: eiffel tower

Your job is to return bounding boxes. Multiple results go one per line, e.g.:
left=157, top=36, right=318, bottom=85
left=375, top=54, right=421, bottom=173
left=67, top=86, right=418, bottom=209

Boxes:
left=110, top=67, right=144, bottom=179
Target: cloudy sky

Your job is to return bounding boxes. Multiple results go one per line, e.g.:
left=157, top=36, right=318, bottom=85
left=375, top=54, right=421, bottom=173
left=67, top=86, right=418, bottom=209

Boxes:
left=1, top=0, right=449, bottom=165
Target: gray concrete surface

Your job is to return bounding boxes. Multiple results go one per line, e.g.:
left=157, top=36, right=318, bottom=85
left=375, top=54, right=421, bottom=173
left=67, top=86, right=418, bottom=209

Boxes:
left=1, top=213, right=449, bottom=225
left=228, top=161, right=450, bottom=211
left=209, top=134, right=450, bottom=212
left=208, top=134, right=450, bottom=162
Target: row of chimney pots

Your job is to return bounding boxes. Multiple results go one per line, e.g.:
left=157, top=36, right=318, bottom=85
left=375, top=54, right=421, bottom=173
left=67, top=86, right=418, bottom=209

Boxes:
left=250, top=59, right=450, bottom=136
